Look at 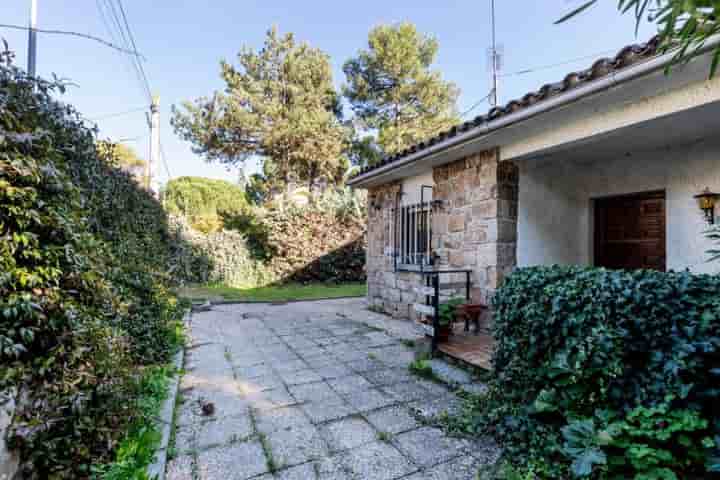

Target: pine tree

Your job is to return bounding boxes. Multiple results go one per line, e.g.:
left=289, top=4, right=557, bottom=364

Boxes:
left=343, top=22, right=460, bottom=157
left=172, top=27, right=349, bottom=192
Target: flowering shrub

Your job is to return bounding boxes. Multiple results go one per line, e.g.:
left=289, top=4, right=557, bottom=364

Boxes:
left=0, top=50, right=191, bottom=476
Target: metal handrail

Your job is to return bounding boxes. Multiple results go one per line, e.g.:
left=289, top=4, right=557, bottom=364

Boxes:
left=417, top=269, right=472, bottom=354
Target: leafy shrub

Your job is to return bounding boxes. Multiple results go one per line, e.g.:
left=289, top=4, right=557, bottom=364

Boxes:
left=163, top=176, right=248, bottom=232
left=92, top=365, right=173, bottom=480
left=453, top=266, right=720, bottom=479
left=0, top=50, right=191, bottom=476
left=257, top=202, right=366, bottom=283
left=175, top=192, right=367, bottom=287
left=437, top=297, right=465, bottom=326
left=170, top=214, right=273, bottom=288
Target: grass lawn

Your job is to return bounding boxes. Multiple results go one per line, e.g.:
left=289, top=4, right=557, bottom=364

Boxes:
left=179, top=282, right=367, bottom=303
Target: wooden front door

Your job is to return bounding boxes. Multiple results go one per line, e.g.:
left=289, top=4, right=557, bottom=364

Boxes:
left=594, top=191, right=666, bottom=271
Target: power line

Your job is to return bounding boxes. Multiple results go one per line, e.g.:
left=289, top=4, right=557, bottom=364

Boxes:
left=100, top=0, right=150, bottom=102
left=500, top=49, right=617, bottom=77
left=0, top=23, right=144, bottom=58
left=460, top=91, right=494, bottom=118
left=159, top=142, right=173, bottom=180
left=115, top=0, right=152, bottom=102
left=87, top=106, right=147, bottom=121
left=95, top=0, right=119, bottom=46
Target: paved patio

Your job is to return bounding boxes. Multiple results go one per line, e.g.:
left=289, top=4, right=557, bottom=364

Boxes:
left=167, top=298, right=499, bottom=480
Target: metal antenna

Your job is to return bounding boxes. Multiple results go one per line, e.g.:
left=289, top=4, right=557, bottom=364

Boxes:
left=489, top=0, right=500, bottom=107
left=27, top=0, right=37, bottom=76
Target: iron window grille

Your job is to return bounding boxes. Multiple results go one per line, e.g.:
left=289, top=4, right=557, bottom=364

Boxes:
left=394, top=202, right=433, bottom=267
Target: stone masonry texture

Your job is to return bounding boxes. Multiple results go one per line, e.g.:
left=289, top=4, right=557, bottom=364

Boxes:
left=366, top=148, right=519, bottom=329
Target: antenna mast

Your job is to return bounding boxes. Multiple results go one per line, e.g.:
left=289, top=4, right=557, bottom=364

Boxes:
left=489, top=0, right=500, bottom=107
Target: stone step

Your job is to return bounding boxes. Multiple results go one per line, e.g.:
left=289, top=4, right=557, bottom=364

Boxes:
left=413, top=303, right=435, bottom=316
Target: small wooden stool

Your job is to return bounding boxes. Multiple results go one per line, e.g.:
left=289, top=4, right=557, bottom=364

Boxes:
left=455, top=303, right=487, bottom=334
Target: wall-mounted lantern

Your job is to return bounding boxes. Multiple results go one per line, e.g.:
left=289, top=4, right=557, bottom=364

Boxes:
left=694, top=187, right=720, bottom=225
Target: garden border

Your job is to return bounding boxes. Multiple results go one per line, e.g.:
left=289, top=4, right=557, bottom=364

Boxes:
left=194, top=295, right=367, bottom=307
left=146, top=311, right=190, bottom=480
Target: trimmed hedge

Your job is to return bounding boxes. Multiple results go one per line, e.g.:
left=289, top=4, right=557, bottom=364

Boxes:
left=463, top=266, right=720, bottom=478
left=174, top=197, right=367, bottom=287
left=258, top=205, right=366, bottom=283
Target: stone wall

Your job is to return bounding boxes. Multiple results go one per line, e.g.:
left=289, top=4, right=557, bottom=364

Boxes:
left=365, top=147, right=519, bottom=325
left=432, top=148, right=518, bottom=309
left=366, top=181, right=426, bottom=319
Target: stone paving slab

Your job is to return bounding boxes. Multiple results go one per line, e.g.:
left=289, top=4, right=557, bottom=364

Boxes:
left=196, top=415, right=253, bottom=450
left=301, top=399, right=359, bottom=425
left=254, top=406, right=312, bottom=435
left=318, top=416, right=377, bottom=453
left=243, top=387, right=297, bottom=411
left=169, top=299, right=499, bottom=480
left=427, top=360, right=473, bottom=386
left=196, top=441, right=268, bottom=480
left=402, top=455, right=482, bottom=480
left=364, top=405, right=421, bottom=435
left=394, top=427, right=470, bottom=468
left=341, top=441, right=417, bottom=480
left=274, top=462, right=318, bottom=480
left=341, top=387, right=397, bottom=413
left=265, top=423, right=328, bottom=468
left=288, top=381, right=344, bottom=404
left=279, top=368, right=324, bottom=386
left=327, top=375, right=373, bottom=395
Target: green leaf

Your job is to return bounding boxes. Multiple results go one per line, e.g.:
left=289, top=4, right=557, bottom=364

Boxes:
left=555, top=1, right=599, bottom=24
left=571, top=448, right=607, bottom=477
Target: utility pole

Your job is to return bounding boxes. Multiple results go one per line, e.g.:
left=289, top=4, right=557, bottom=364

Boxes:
left=27, top=0, right=38, bottom=76
left=147, top=95, right=160, bottom=195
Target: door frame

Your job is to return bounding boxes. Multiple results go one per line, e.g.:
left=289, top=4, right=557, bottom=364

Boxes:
left=592, top=190, right=667, bottom=271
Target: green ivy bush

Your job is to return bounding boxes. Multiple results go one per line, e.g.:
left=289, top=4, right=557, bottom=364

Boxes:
left=0, top=50, right=192, bottom=477
left=450, top=266, right=720, bottom=479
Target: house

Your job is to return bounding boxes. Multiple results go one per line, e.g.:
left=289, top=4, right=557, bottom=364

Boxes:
left=348, top=36, right=720, bottom=339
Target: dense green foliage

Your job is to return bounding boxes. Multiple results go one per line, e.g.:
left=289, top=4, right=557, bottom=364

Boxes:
left=558, top=1, right=720, bottom=77
left=92, top=365, right=174, bottom=480
left=172, top=27, right=350, bottom=193
left=0, top=52, right=189, bottom=477
left=343, top=22, right=460, bottom=157
left=447, top=266, right=720, bottom=479
left=173, top=188, right=367, bottom=287
left=163, top=176, right=248, bottom=232
left=708, top=225, right=720, bottom=262
left=96, top=140, right=146, bottom=185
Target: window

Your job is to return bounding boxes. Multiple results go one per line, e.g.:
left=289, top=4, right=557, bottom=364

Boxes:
left=395, top=203, right=433, bottom=266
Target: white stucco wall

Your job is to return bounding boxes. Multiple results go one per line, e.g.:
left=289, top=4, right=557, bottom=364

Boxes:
left=517, top=136, right=720, bottom=274
left=401, top=171, right=434, bottom=205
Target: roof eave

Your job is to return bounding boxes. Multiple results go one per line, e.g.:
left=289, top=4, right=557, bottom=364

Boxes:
left=347, top=35, right=720, bottom=189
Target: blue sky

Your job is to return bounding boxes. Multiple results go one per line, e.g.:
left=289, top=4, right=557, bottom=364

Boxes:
left=0, top=1, right=655, bottom=186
